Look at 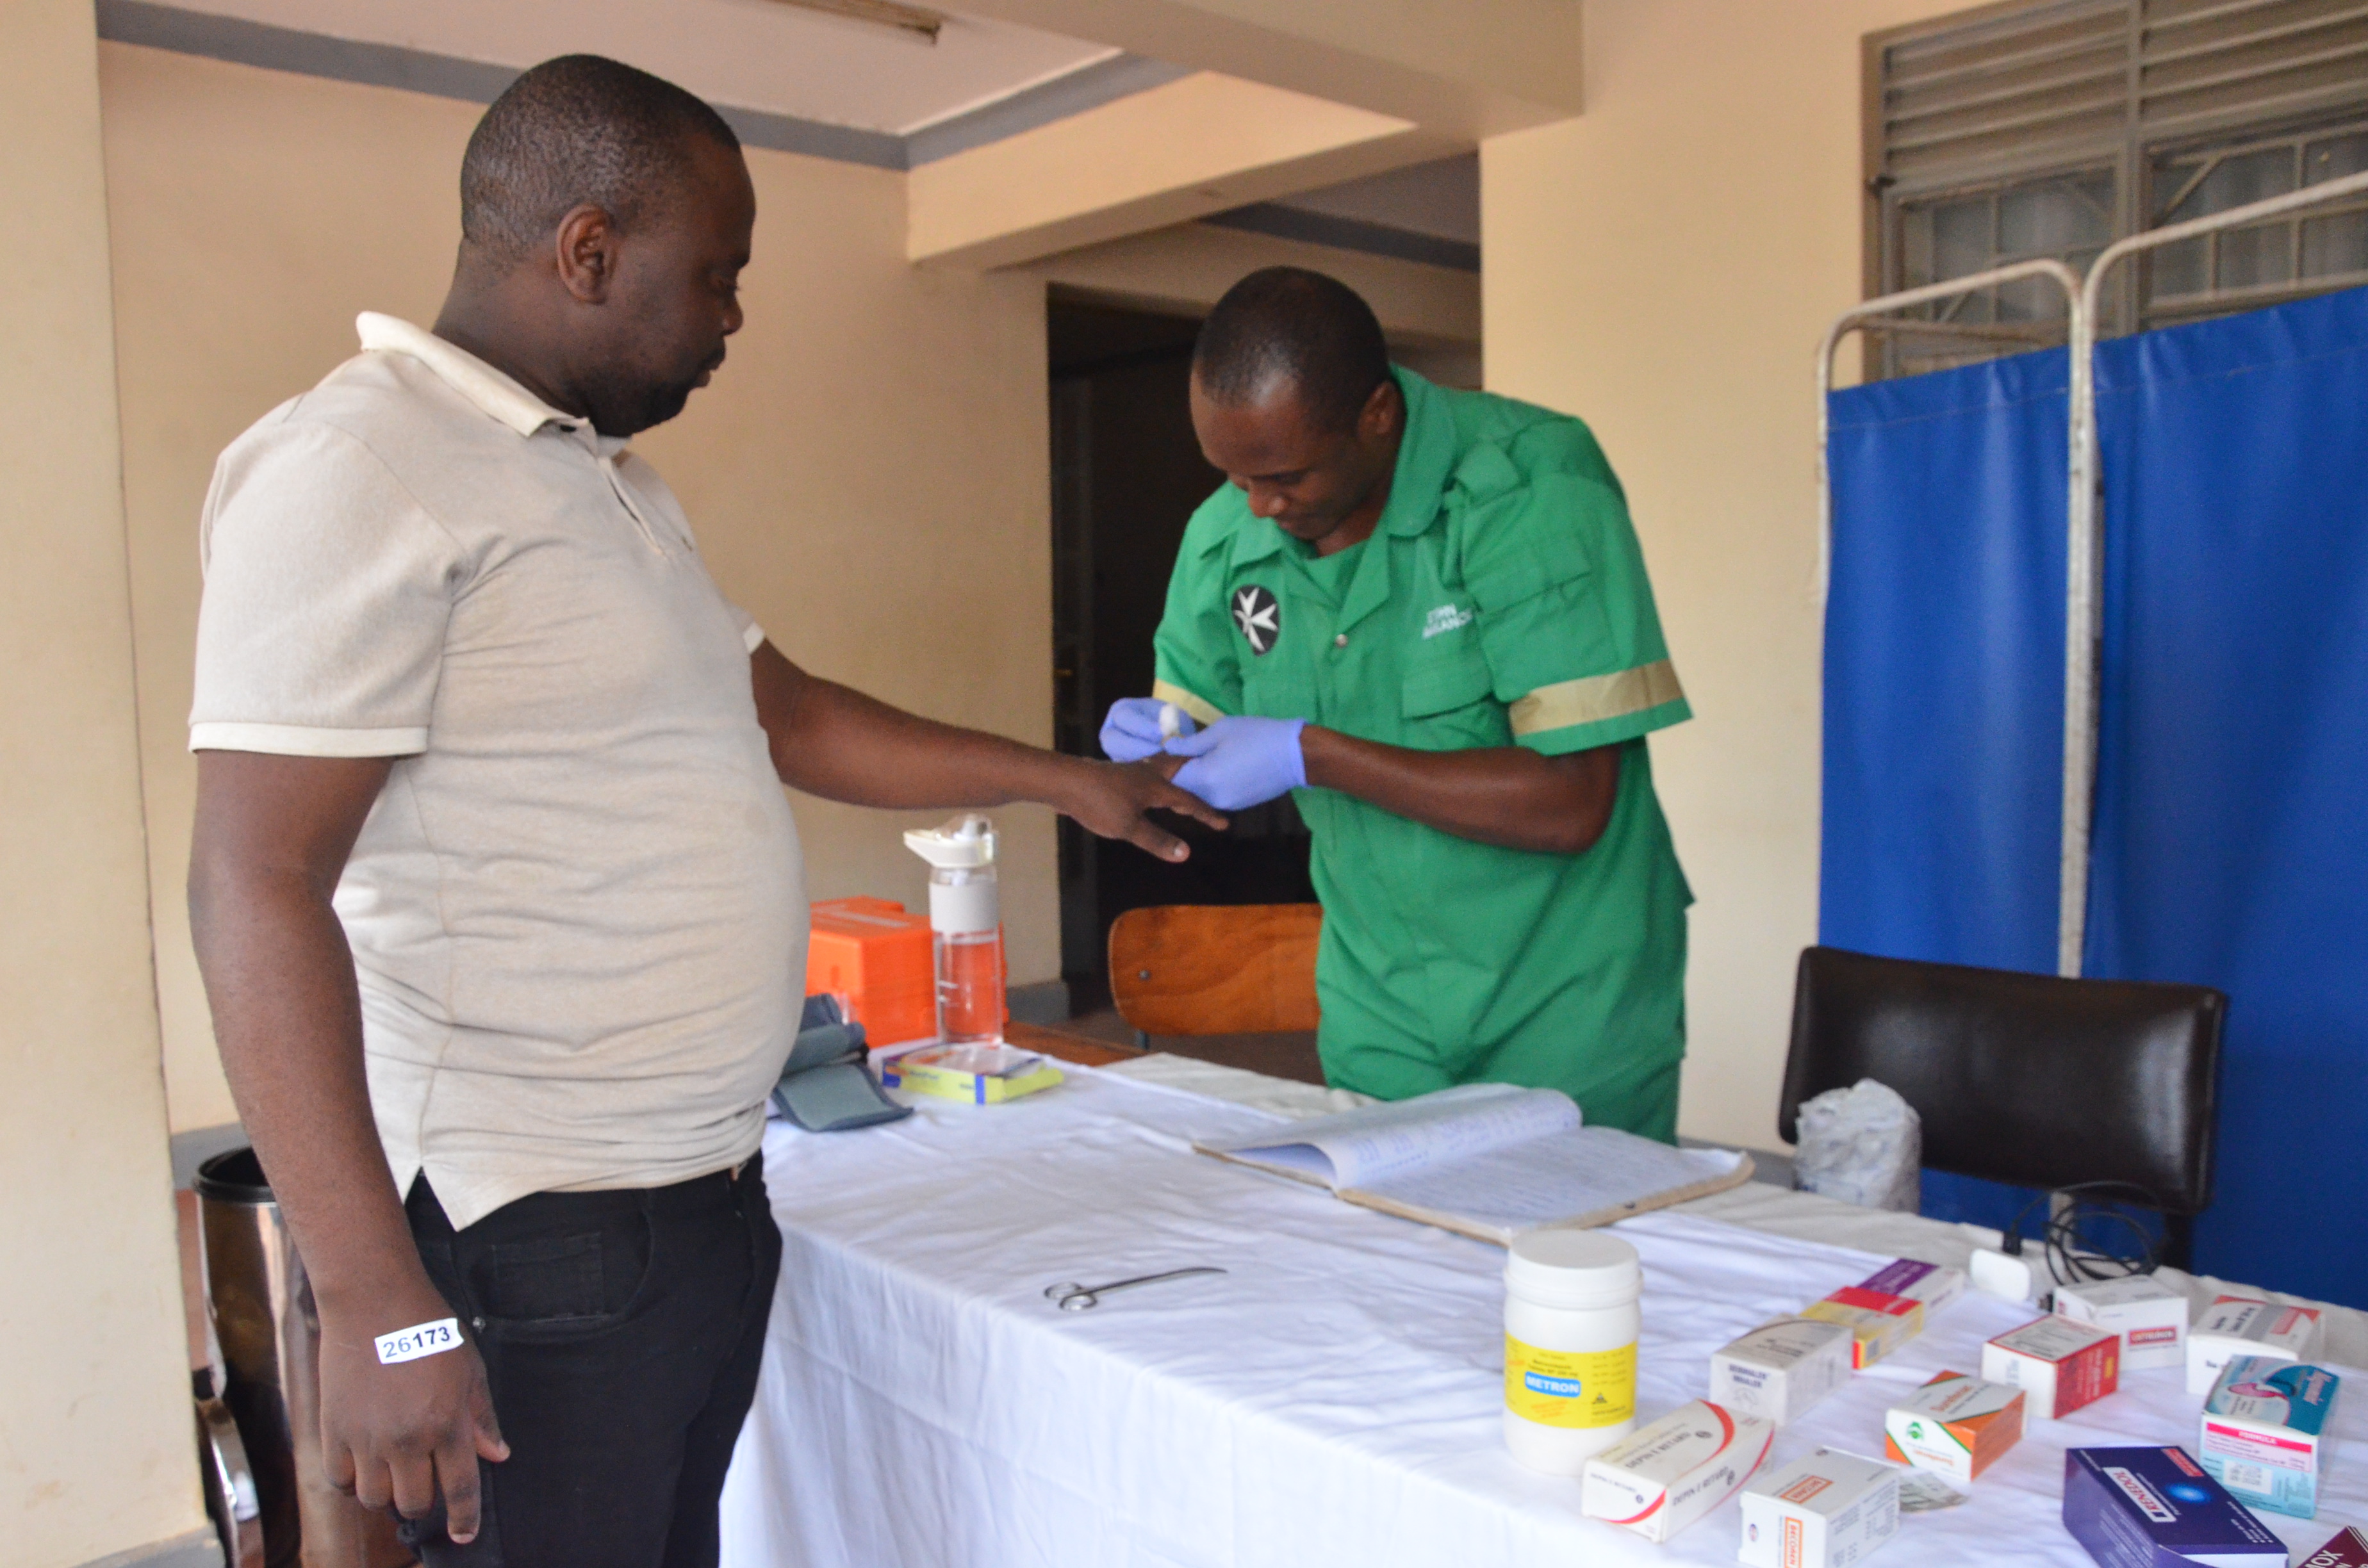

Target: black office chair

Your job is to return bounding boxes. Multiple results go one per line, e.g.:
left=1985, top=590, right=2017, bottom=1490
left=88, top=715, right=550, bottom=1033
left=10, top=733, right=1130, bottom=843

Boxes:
left=1779, top=946, right=2226, bottom=1268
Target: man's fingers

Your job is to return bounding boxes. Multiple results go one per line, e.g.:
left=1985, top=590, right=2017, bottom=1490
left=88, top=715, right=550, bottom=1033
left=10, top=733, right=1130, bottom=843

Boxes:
left=347, top=1450, right=391, bottom=1511
left=389, top=1446, right=441, bottom=1521
left=325, top=1433, right=359, bottom=1496
left=434, top=1437, right=488, bottom=1544
left=1151, top=780, right=1228, bottom=831
left=1126, top=817, right=1191, bottom=862
left=472, top=1375, right=510, bottom=1463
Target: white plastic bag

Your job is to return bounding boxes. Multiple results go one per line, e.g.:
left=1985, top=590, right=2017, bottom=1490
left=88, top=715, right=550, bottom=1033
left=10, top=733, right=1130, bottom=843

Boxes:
left=1793, top=1077, right=1921, bottom=1212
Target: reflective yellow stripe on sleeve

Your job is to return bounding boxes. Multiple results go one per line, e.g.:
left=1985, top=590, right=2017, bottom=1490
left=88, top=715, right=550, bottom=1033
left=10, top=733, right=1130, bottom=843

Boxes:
left=1508, top=660, right=1685, bottom=737
left=1150, top=680, right=1226, bottom=728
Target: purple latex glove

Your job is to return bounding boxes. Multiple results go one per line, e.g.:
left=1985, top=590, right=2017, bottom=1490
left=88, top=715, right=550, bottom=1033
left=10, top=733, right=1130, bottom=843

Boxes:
left=1165, top=715, right=1308, bottom=811
left=1100, top=697, right=1198, bottom=762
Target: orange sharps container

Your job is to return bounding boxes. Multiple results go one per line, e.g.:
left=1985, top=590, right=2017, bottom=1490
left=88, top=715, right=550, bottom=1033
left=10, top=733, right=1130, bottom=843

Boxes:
left=803, top=897, right=936, bottom=1049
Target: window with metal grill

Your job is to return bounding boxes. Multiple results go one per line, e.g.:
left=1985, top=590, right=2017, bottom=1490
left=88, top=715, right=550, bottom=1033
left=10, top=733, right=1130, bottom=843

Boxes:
left=1867, top=0, right=2368, bottom=377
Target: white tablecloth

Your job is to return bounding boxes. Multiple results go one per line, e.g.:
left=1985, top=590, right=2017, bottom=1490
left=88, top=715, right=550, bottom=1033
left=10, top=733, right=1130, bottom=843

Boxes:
left=719, top=1065, right=2366, bottom=1567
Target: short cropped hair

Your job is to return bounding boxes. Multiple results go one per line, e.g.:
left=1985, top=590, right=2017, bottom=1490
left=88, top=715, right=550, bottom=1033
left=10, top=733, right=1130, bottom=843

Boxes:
left=1192, top=267, right=1391, bottom=432
left=460, top=54, right=740, bottom=266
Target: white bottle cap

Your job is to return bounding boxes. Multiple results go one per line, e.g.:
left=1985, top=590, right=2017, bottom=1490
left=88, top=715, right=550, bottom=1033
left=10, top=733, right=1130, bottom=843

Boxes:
left=904, top=814, right=997, bottom=870
left=1506, top=1230, right=1641, bottom=1310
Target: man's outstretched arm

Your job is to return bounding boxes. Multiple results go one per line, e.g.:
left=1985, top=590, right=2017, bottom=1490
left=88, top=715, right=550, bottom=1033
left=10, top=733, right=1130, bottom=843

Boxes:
left=750, top=641, right=1226, bottom=859
left=188, top=751, right=508, bottom=1542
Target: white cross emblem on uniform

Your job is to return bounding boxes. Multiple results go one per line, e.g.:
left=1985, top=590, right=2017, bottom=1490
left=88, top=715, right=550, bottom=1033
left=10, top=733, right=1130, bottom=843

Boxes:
left=1231, top=585, right=1280, bottom=655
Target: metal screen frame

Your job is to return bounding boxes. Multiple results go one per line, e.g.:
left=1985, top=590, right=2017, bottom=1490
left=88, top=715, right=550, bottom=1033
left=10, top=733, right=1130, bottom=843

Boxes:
left=1820, top=166, right=2368, bottom=981
left=1818, top=259, right=2088, bottom=972
left=2060, top=164, right=2368, bottom=970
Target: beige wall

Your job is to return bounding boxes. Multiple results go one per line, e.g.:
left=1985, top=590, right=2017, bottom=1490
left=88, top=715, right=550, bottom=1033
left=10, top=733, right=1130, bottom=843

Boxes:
left=1, top=5, right=210, bottom=1565
left=1481, top=0, right=1966, bottom=1152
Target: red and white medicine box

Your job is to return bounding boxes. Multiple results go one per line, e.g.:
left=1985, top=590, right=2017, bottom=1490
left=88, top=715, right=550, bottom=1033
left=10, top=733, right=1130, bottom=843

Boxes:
left=2188, top=1296, right=2324, bottom=1395
left=1581, top=1400, right=1775, bottom=1544
left=1738, top=1447, right=1902, bottom=1568
left=1983, top=1315, right=2121, bottom=1418
left=2055, top=1274, right=2190, bottom=1373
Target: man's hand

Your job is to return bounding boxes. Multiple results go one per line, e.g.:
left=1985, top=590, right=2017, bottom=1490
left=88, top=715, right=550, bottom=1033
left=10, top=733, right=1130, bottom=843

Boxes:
left=1164, top=715, right=1310, bottom=811
left=1052, top=756, right=1228, bottom=862
left=318, top=1287, right=509, bottom=1540
left=1099, top=696, right=1196, bottom=762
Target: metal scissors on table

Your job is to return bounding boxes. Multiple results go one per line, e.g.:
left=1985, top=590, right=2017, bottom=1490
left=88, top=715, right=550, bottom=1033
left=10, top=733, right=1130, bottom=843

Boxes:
left=1043, top=1266, right=1226, bottom=1311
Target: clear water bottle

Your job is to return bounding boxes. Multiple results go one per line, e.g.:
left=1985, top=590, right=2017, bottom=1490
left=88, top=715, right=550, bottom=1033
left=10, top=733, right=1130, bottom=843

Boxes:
left=903, top=814, right=1005, bottom=1043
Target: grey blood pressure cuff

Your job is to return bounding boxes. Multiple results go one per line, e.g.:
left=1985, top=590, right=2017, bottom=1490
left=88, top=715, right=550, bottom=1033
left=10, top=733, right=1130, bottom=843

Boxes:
left=769, top=995, right=912, bottom=1133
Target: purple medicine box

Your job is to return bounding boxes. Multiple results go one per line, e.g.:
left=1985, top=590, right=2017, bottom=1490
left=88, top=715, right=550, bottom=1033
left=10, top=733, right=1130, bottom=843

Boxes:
left=2063, top=1448, right=2285, bottom=1568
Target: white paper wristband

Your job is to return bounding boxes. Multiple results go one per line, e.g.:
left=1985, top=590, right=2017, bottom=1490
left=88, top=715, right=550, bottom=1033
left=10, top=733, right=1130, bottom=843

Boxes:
left=375, top=1317, right=463, bottom=1366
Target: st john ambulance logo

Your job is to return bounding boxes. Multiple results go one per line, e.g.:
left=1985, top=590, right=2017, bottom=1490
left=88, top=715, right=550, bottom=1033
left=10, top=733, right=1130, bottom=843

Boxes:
left=1231, top=584, right=1280, bottom=655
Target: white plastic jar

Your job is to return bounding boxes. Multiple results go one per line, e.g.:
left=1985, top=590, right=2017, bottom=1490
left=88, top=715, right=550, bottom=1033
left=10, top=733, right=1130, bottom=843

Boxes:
left=1502, top=1229, right=1641, bottom=1473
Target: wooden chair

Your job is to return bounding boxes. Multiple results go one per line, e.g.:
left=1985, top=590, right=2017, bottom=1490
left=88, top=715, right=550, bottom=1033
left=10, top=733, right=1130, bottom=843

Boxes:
left=1107, top=903, right=1322, bottom=1047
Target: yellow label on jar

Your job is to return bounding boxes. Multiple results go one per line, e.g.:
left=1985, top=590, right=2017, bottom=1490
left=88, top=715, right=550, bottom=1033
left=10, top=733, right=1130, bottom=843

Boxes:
left=1504, top=1335, right=1636, bottom=1428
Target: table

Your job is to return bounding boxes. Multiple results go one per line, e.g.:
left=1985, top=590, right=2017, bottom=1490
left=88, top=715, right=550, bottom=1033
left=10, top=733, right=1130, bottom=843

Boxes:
left=719, top=1053, right=2367, bottom=1567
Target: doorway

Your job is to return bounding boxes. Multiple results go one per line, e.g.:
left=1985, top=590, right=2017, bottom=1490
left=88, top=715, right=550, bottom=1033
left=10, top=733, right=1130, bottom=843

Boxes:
left=1047, top=295, right=1317, bottom=1012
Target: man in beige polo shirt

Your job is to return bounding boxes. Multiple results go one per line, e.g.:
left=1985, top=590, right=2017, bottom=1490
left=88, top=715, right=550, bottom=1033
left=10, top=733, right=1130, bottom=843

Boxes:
left=185, top=56, right=1217, bottom=1568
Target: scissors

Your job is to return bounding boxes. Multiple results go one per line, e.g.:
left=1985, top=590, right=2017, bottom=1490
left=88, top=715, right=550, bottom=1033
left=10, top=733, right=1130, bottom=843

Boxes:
left=1043, top=1266, right=1226, bottom=1311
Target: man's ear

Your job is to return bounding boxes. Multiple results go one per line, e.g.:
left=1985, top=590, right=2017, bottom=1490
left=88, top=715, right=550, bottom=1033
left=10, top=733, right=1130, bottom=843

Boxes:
left=1359, top=374, right=1400, bottom=441
left=552, top=203, right=619, bottom=304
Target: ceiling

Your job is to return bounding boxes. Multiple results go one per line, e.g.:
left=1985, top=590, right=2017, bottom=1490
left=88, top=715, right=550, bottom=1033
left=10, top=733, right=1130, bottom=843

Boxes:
left=1272, top=154, right=1478, bottom=246
left=122, top=0, right=1481, bottom=263
left=153, top=0, right=1122, bottom=134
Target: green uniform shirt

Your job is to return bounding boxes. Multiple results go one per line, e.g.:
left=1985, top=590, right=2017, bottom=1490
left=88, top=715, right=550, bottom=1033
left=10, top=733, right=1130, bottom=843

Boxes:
left=1151, top=368, right=1694, bottom=1138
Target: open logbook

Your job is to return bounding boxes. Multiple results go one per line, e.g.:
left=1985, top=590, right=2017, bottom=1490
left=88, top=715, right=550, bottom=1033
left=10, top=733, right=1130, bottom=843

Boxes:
left=1193, top=1082, right=1754, bottom=1245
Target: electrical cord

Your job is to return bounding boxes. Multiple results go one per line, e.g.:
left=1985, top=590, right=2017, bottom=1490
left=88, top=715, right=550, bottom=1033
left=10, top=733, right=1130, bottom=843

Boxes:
left=1998, top=1180, right=2164, bottom=1289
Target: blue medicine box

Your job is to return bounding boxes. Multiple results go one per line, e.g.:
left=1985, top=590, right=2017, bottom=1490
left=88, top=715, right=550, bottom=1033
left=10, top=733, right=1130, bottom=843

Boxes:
left=2062, top=1447, right=2285, bottom=1568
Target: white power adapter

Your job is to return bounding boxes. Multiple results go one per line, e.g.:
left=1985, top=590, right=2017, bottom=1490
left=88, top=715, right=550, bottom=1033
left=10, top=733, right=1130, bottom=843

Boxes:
left=1970, top=1246, right=2042, bottom=1305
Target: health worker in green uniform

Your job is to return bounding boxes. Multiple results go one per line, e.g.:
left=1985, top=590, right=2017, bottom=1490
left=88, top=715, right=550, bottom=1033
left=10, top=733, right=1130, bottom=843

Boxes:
left=1101, top=268, right=1694, bottom=1139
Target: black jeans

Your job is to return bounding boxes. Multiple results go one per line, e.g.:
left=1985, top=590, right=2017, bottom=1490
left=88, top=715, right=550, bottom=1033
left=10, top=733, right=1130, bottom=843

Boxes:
left=397, top=1154, right=782, bottom=1568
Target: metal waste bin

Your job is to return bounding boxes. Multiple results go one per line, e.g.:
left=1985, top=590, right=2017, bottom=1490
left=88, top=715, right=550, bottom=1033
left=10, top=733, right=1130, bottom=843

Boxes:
left=195, top=1148, right=415, bottom=1568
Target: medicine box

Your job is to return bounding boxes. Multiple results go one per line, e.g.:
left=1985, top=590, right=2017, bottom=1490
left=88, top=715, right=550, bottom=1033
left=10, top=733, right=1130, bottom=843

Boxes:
left=1580, top=1400, right=1773, bottom=1544
left=2300, top=1525, right=2368, bottom=1567
left=1802, top=1287, right=1925, bottom=1369
left=1738, top=1447, right=1901, bottom=1568
left=1711, top=1318, right=1854, bottom=1426
left=2198, top=1356, right=2340, bottom=1519
left=2187, top=1295, right=2323, bottom=1394
left=806, top=897, right=935, bottom=1049
left=1983, top=1315, right=2121, bottom=1419
left=2061, top=1446, right=2285, bottom=1568
left=880, top=1043, right=1062, bottom=1105
left=1882, top=1372, right=2024, bottom=1487
left=1857, top=1258, right=1966, bottom=1316
left=2056, top=1275, right=2190, bottom=1373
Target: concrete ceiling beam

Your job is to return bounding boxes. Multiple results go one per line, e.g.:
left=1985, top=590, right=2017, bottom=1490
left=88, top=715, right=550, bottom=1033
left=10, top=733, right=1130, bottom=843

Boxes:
left=908, top=70, right=1459, bottom=268
left=946, top=0, right=1584, bottom=140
